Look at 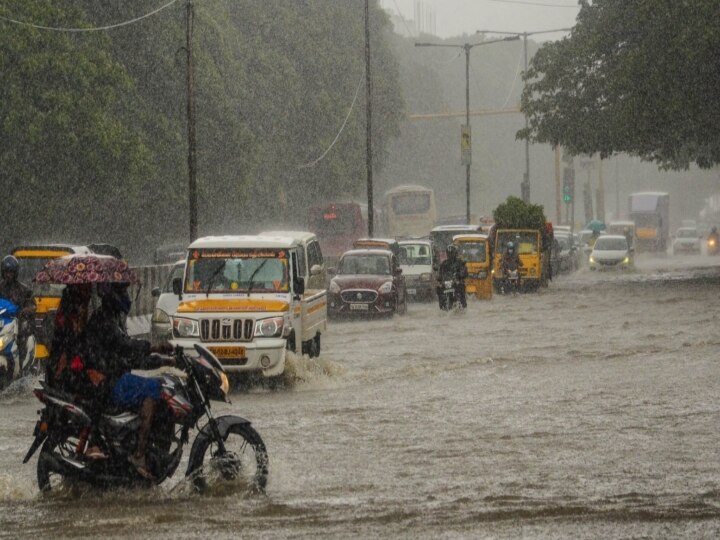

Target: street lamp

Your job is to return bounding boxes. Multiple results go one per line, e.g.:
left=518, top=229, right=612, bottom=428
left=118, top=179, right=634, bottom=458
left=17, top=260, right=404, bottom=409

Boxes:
left=476, top=28, right=571, bottom=204
left=415, top=35, right=519, bottom=224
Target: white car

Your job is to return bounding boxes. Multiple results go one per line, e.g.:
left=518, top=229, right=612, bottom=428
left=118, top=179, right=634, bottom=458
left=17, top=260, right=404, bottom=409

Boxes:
left=150, top=260, right=185, bottom=346
left=398, top=240, right=434, bottom=301
left=672, top=227, right=701, bottom=254
left=588, top=235, right=633, bottom=271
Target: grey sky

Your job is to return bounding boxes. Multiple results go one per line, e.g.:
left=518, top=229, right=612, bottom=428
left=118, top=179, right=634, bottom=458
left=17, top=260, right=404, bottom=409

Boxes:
left=380, top=0, right=580, bottom=40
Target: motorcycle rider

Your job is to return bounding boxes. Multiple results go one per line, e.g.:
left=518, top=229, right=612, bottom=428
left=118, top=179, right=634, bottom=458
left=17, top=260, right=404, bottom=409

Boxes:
left=0, top=255, right=36, bottom=378
left=436, top=244, right=467, bottom=309
left=501, top=241, right=523, bottom=291
left=85, top=282, right=173, bottom=478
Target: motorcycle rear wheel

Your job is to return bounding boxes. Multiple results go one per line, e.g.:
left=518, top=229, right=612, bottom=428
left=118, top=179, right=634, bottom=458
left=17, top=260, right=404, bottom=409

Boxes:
left=187, top=423, right=268, bottom=493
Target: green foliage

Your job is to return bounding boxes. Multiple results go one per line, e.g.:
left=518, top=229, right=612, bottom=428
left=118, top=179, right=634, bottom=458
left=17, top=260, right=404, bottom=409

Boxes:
left=493, top=196, right=546, bottom=230
left=518, top=0, right=720, bottom=170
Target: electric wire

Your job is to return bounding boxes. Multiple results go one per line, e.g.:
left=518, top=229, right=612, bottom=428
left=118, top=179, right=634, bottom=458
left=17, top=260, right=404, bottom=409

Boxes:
left=500, top=44, right=525, bottom=108
left=486, top=0, right=580, bottom=8
left=297, top=74, right=364, bottom=169
left=0, top=0, right=180, bottom=32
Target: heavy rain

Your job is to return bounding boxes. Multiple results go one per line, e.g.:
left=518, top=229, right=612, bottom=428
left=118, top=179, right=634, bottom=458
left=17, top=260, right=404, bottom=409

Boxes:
left=1, top=1, right=720, bottom=538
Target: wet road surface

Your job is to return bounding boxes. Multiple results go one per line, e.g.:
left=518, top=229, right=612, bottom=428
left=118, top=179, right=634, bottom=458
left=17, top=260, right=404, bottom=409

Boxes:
left=1, top=254, right=720, bottom=538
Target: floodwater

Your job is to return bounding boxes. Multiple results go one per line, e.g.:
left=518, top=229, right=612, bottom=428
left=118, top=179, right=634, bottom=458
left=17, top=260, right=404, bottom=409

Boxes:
left=2, top=254, right=720, bottom=538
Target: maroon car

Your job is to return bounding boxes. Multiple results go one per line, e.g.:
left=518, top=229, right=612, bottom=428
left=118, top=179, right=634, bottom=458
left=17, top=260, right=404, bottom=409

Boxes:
left=328, top=249, right=407, bottom=317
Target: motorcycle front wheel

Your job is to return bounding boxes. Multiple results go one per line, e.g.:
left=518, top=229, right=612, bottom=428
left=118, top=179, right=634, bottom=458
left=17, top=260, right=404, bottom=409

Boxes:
left=187, top=423, right=268, bottom=493
left=36, top=435, right=75, bottom=493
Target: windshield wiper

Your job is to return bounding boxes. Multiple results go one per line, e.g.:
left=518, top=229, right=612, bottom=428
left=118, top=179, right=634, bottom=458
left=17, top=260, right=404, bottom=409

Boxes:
left=246, top=259, right=269, bottom=297
left=204, top=260, right=226, bottom=298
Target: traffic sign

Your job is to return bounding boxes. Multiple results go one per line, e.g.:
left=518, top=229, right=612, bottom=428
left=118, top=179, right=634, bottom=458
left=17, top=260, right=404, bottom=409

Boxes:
left=460, top=124, right=471, bottom=166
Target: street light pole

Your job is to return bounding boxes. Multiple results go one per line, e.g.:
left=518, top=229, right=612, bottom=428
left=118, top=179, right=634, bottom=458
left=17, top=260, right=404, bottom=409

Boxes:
left=415, top=36, right=519, bottom=224
left=364, top=0, right=374, bottom=237
left=476, top=28, right=571, bottom=204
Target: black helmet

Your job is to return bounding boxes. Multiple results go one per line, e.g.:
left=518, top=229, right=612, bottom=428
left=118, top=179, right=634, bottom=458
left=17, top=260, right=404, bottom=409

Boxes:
left=446, top=244, right=458, bottom=259
left=1, top=255, right=19, bottom=279
left=506, top=241, right=515, bottom=253
left=98, top=282, right=132, bottom=315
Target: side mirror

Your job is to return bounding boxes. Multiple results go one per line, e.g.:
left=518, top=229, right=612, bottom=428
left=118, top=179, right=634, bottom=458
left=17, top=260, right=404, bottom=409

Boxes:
left=394, top=267, right=403, bottom=276
left=151, top=286, right=161, bottom=298
left=294, top=276, right=305, bottom=296
left=172, top=277, right=183, bottom=296
left=310, top=264, right=322, bottom=276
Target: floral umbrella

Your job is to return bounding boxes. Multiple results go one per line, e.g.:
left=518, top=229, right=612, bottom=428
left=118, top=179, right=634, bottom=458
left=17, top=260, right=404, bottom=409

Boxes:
left=33, top=255, right=140, bottom=285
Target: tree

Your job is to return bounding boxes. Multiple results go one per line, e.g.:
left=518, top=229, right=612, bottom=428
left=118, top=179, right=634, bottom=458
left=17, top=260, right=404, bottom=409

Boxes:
left=493, top=196, right=546, bottom=230
left=518, top=0, right=720, bottom=170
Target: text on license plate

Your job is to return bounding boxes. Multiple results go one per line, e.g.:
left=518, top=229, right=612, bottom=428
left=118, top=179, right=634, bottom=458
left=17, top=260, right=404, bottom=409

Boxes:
left=407, top=288, right=417, bottom=295
left=208, top=345, right=246, bottom=359
left=350, top=303, right=369, bottom=311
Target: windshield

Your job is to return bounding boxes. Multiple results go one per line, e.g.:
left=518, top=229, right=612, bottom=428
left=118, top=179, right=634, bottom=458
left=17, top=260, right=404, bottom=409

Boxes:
left=496, top=232, right=539, bottom=254
left=399, top=243, right=431, bottom=265
left=457, top=241, right=486, bottom=262
left=185, top=248, right=289, bottom=293
left=430, top=229, right=477, bottom=252
left=16, top=256, right=66, bottom=298
left=594, top=238, right=628, bottom=251
left=391, top=192, right=430, bottom=215
left=339, top=254, right=391, bottom=275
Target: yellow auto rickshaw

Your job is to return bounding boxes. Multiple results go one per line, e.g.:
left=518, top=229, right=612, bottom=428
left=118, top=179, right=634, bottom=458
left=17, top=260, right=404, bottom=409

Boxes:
left=493, top=229, right=543, bottom=291
left=453, top=234, right=492, bottom=300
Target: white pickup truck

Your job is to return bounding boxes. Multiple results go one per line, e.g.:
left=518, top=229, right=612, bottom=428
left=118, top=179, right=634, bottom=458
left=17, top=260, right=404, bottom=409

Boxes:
left=170, top=235, right=327, bottom=377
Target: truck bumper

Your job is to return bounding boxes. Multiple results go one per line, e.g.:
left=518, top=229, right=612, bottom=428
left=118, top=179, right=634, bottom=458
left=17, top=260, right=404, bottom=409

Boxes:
left=171, top=338, right=287, bottom=377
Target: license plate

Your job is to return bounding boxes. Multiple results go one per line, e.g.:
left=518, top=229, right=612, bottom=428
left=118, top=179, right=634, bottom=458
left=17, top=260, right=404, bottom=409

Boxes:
left=350, top=303, right=369, bottom=311
left=208, top=345, right=246, bottom=359
left=407, top=288, right=417, bottom=295
left=444, top=289, right=454, bottom=294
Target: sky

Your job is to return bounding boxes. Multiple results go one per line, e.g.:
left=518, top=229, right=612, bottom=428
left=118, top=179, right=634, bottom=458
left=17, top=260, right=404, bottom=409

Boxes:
left=379, top=0, right=580, bottom=41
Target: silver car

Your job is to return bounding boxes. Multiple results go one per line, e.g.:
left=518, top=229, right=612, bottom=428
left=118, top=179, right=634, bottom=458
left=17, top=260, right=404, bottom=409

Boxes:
left=150, top=260, right=185, bottom=346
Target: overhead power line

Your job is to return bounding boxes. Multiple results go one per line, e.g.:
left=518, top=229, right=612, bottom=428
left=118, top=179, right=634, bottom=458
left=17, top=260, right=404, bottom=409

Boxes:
left=0, top=0, right=180, bottom=32
left=487, top=0, right=580, bottom=7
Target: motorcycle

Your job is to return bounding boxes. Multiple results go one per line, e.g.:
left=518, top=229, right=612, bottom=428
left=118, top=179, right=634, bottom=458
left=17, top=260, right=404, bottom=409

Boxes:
left=0, top=298, right=36, bottom=387
left=23, top=344, right=268, bottom=492
left=438, top=270, right=465, bottom=311
left=500, top=262, right=522, bottom=295
left=707, top=234, right=719, bottom=256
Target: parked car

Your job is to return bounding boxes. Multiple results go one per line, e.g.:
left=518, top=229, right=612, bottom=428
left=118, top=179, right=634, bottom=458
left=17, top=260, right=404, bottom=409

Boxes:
left=398, top=240, right=434, bottom=301
left=672, top=227, right=701, bottom=255
left=150, top=259, right=185, bottom=346
left=327, top=249, right=407, bottom=317
left=588, top=235, right=633, bottom=271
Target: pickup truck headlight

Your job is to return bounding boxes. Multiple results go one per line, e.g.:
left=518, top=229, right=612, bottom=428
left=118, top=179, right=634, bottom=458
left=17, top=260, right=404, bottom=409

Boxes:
left=329, top=280, right=341, bottom=293
left=254, top=316, right=284, bottom=337
left=173, top=317, right=199, bottom=338
left=378, top=281, right=393, bottom=294
left=152, top=308, right=171, bottom=324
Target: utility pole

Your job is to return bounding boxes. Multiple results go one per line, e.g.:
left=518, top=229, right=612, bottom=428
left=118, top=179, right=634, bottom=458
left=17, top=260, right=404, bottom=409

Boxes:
left=476, top=27, right=571, bottom=203
left=365, top=0, right=374, bottom=237
left=186, top=0, right=198, bottom=242
left=415, top=35, right=519, bottom=224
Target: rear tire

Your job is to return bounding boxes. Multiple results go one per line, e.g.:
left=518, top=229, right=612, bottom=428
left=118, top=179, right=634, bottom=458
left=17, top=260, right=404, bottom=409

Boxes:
left=187, top=423, right=268, bottom=493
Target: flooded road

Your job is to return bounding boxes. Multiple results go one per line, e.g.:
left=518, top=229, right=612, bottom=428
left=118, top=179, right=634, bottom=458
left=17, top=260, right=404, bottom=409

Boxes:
left=2, top=254, right=720, bottom=538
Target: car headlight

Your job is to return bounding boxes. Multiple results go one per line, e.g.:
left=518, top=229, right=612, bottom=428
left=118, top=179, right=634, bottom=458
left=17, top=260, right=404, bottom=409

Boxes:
left=329, top=280, right=341, bottom=293
left=173, top=317, right=199, bottom=338
left=378, top=281, right=393, bottom=294
left=589, top=256, right=596, bottom=263
left=254, top=316, right=284, bottom=337
left=623, top=256, right=630, bottom=264
left=152, top=308, right=171, bottom=324
left=420, top=273, right=431, bottom=282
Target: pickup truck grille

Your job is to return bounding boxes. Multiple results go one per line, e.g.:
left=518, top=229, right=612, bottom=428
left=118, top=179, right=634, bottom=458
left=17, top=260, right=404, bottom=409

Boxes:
left=200, top=318, right=254, bottom=342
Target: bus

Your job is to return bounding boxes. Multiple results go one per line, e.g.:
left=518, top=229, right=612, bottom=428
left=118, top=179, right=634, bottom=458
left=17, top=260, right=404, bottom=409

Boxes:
left=308, top=202, right=369, bottom=265
left=383, top=185, right=437, bottom=239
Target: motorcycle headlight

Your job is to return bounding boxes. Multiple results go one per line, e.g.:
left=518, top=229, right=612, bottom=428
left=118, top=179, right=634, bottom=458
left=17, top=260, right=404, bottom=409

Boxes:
left=329, top=280, right=341, bottom=293
left=589, top=256, right=596, bottom=263
left=420, top=273, right=431, bottom=281
left=254, top=316, right=284, bottom=337
left=152, top=308, right=171, bottom=324
left=378, top=281, right=393, bottom=294
left=173, top=317, right=199, bottom=338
